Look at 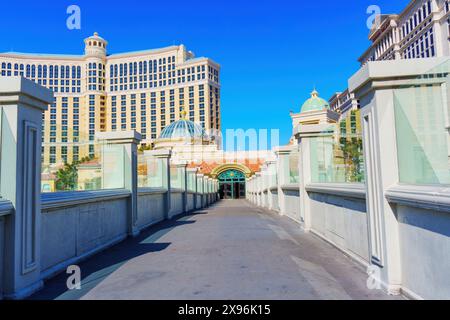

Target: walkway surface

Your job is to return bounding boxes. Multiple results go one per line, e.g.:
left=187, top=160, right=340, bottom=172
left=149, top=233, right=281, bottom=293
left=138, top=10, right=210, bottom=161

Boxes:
left=30, top=200, right=398, bottom=300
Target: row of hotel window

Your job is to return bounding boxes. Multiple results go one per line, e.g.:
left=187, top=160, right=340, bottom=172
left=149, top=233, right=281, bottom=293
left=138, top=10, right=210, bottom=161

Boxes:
left=0, top=64, right=218, bottom=92
left=109, top=73, right=209, bottom=92
left=402, top=28, right=435, bottom=59
left=401, top=0, right=432, bottom=39
left=108, top=60, right=217, bottom=78
left=364, top=25, right=436, bottom=63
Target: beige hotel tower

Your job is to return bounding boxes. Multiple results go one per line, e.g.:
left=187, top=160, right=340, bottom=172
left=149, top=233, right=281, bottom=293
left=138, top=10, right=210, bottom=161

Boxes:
left=0, top=33, right=221, bottom=165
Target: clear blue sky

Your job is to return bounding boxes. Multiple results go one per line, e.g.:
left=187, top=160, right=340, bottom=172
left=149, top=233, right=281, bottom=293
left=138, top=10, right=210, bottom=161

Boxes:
left=0, top=0, right=409, bottom=146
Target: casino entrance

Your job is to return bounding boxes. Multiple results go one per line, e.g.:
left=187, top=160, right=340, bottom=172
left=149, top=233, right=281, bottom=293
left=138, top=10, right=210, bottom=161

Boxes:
left=218, top=169, right=246, bottom=199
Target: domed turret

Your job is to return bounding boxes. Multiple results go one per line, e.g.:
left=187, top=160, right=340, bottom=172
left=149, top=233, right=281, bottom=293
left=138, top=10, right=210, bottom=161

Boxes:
left=84, top=32, right=108, bottom=57
left=300, top=89, right=330, bottom=113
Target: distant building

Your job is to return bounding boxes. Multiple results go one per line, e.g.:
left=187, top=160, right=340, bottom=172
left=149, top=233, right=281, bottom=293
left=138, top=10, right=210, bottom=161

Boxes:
left=0, top=33, right=221, bottom=166
left=359, top=0, right=450, bottom=65
left=330, top=0, right=450, bottom=117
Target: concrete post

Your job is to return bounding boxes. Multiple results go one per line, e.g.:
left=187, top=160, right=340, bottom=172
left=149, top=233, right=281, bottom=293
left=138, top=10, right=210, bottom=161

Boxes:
left=347, top=58, right=449, bottom=294
left=187, top=168, right=198, bottom=211
left=274, top=146, right=292, bottom=216
left=0, top=77, right=53, bottom=299
left=172, top=163, right=188, bottom=213
left=197, top=174, right=205, bottom=208
left=96, top=130, right=142, bottom=237
left=266, top=161, right=277, bottom=211
left=146, top=150, right=172, bottom=219
left=207, top=178, right=212, bottom=205
left=294, top=124, right=335, bottom=231
left=254, top=172, right=261, bottom=207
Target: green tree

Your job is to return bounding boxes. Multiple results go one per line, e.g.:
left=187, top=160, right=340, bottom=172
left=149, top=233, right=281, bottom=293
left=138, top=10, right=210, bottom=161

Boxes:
left=55, top=155, right=94, bottom=191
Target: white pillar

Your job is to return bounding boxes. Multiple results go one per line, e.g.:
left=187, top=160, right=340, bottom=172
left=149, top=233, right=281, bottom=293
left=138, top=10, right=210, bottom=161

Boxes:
left=146, top=150, right=172, bottom=219
left=347, top=59, right=447, bottom=294
left=172, top=163, right=188, bottom=213
left=187, top=168, right=198, bottom=211
left=274, top=146, right=292, bottom=216
left=295, top=125, right=335, bottom=231
left=0, top=77, right=53, bottom=299
left=96, top=130, right=142, bottom=237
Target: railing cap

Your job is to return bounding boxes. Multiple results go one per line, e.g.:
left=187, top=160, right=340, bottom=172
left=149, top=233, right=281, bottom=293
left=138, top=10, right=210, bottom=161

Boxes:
left=96, top=130, right=142, bottom=144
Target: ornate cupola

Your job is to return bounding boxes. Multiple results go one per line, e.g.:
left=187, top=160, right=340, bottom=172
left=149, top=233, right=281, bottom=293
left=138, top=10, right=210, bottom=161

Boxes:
left=84, top=32, right=108, bottom=58
left=300, top=89, right=330, bottom=113
left=290, top=88, right=340, bottom=135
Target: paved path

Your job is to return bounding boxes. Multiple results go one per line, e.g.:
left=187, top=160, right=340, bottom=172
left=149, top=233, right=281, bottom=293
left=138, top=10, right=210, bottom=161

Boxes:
left=31, top=200, right=398, bottom=300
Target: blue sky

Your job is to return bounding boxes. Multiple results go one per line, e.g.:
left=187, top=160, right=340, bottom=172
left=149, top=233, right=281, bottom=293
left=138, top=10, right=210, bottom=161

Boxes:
left=0, top=0, right=409, bottom=146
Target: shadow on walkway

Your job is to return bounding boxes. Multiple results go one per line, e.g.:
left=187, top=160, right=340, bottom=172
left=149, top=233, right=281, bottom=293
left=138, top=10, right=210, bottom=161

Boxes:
left=30, top=210, right=207, bottom=300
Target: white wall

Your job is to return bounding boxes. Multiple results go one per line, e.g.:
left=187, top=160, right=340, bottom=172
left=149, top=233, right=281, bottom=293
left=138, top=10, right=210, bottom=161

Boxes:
left=186, top=193, right=195, bottom=212
left=282, top=188, right=301, bottom=223
left=309, top=192, right=370, bottom=264
left=137, top=191, right=167, bottom=231
left=41, top=197, right=128, bottom=278
left=196, top=195, right=203, bottom=209
left=169, top=191, right=184, bottom=218
left=396, top=205, right=450, bottom=299
left=270, top=189, right=279, bottom=212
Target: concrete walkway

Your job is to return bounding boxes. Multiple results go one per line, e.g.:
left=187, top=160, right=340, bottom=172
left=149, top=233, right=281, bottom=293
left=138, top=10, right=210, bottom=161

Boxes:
left=31, top=200, right=398, bottom=300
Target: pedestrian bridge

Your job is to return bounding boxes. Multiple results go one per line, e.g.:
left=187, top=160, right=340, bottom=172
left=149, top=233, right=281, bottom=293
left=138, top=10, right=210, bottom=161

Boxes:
left=29, top=200, right=395, bottom=300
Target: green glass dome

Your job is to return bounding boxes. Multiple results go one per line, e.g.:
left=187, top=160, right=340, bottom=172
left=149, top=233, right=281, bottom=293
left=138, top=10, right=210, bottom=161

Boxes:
left=159, top=119, right=206, bottom=140
left=300, top=89, right=330, bottom=113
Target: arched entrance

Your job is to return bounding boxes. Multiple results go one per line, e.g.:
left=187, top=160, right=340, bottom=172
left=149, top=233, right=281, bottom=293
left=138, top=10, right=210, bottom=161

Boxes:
left=218, top=170, right=246, bottom=199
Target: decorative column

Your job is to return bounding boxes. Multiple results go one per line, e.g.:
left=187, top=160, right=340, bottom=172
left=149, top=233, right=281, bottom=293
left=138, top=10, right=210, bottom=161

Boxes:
left=346, top=59, right=448, bottom=295
left=204, top=176, right=209, bottom=206
left=0, top=77, right=53, bottom=299
left=294, top=125, right=335, bottom=231
left=197, top=174, right=205, bottom=209
left=274, top=146, right=292, bottom=216
left=187, top=168, right=198, bottom=211
left=172, top=163, right=188, bottom=213
left=96, top=130, right=142, bottom=237
left=145, top=150, right=172, bottom=219
left=207, top=178, right=212, bottom=205
left=254, top=172, right=261, bottom=207
left=266, top=161, right=277, bottom=211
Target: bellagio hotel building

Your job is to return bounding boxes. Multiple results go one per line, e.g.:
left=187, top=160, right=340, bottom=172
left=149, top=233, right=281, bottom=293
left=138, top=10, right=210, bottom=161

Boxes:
left=0, top=33, right=221, bottom=165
